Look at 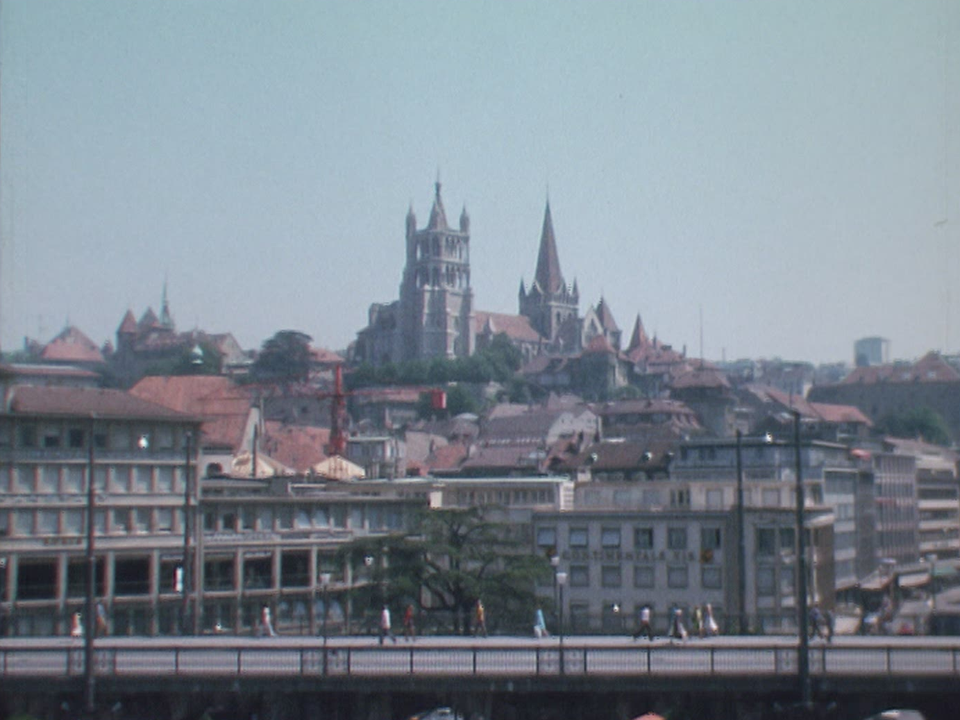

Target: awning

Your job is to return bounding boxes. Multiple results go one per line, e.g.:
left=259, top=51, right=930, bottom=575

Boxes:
left=897, top=572, right=931, bottom=588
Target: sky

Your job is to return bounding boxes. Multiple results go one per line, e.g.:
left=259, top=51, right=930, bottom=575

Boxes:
left=1, top=0, right=958, bottom=366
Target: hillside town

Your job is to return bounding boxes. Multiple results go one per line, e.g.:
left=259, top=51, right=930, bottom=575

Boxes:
left=2, top=182, right=959, bottom=641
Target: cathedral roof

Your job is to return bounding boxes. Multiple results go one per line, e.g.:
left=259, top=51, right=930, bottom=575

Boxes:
left=427, top=181, right=449, bottom=230
left=595, top=297, right=619, bottom=332
left=534, top=201, right=565, bottom=295
left=474, top=311, right=543, bottom=343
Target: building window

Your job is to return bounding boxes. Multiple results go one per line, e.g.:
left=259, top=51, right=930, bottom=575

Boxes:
left=706, top=489, right=723, bottom=509
left=537, top=527, right=557, bottom=550
left=112, top=509, right=131, bottom=534
left=667, top=527, right=687, bottom=550
left=779, top=527, right=796, bottom=552
left=68, top=428, right=85, bottom=448
left=570, top=565, right=589, bottom=587
left=701, top=527, right=722, bottom=550
left=569, top=527, right=588, bottom=548
left=634, top=527, right=654, bottom=550
left=18, top=425, right=38, bottom=448
left=634, top=565, right=655, bottom=588
left=702, top=567, right=723, bottom=589
left=601, top=565, right=622, bottom=588
left=756, top=528, right=776, bottom=556
left=667, top=566, right=688, bottom=588
left=601, top=527, right=621, bottom=549
left=757, top=566, right=776, bottom=596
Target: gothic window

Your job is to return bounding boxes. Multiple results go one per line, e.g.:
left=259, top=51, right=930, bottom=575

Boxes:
left=432, top=238, right=440, bottom=256
left=432, top=268, right=439, bottom=286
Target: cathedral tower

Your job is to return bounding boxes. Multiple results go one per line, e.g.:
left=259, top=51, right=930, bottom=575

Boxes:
left=519, top=202, right=580, bottom=352
left=397, top=181, right=474, bottom=362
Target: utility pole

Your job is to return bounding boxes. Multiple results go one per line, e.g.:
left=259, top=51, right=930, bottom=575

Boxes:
left=736, top=430, right=747, bottom=634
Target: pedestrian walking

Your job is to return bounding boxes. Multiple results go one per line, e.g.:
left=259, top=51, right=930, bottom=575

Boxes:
left=260, top=605, right=277, bottom=637
left=704, top=603, right=719, bottom=637
left=809, top=604, right=824, bottom=639
left=474, top=599, right=487, bottom=637
left=96, top=601, right=109, bottom=637
left=70, top=612, right=84, bottom=638
left=692, top=605, right=704, bottom=638
left=533, top=607, right=549, bottom=638
left=669, top=608, right=688, bottom=641
left=380, top=605, right=396, bottom=645
left=403, top=603, right=416, bottom=642
left=632, top=605, right=654, bottom=641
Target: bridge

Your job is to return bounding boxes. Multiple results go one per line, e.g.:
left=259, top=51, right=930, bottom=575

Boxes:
left=3, top=636, right=958, bottom=720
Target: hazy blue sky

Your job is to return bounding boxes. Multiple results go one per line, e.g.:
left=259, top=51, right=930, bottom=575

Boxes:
left=2, top=0, right=958, bottom=365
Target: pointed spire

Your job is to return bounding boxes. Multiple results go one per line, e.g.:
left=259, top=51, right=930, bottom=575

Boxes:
left=159, top=279, right=174, bottom=329
left=406, top=203, right=417, bottom=237
left=459, top=204, right=470, bottom=233
left=534, top=201, right=564, bottom=294
left=427, top=180, right=448, bottom=230
left=519, top=279, right=526, bottom=297
left=118, top=309, right=137, bottom=335
left=628, top=314, right=650, bottom=352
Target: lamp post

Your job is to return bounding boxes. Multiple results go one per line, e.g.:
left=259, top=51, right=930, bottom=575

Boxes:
left=793, top=411, right=811, bottom=708
left=84, top=420, right=97, bottom=716
left=556, top=571, right=567, bottom=675
left=181, top=431, right=193, bottom=635
left=320, top=572, right=332, bottom=675
left=550, top=554, right=560, bottom=628
left=735, top=430, right=747, bottom=635
left=927, top=554, right=938, bottom=613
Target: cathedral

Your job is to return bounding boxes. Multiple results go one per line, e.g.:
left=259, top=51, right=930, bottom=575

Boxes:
left=353, top=182, right=623, bottom=367
left=354, top=182, right=474, bottom=366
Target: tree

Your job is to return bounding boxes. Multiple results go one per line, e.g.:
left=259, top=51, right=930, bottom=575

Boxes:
left=250, top=330, right=312, bottom=384
left=876, top=406, right=952, bottom=446
left=404, top=507, right=551, bottom=635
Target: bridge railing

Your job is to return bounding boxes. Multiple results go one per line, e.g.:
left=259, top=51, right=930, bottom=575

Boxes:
left=2, top=642, right=960, bottom=680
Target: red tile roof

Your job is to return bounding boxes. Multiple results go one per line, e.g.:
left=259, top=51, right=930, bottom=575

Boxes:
left=842, top=352, right=960, bottom=385
left=763, top=387, right=872, bottom=425
left=118, top=310, right=138, bottom=335
left=4, top=386, right=195, bottom=421
left=261, top=421, right=329, bottom=473
left=129, top=376, right=254, bottom=450
left=40, top=326, right=105, bottom=364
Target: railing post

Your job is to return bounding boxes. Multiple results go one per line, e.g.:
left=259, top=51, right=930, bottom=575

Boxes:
left=472, top=646, right=478, bottom=676
left=710, top=646, right=715, bottom=675
left=409, top=647, right=414, bottom=674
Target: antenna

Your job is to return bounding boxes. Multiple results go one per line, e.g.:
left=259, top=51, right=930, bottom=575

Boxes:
left=699, top=305, right=704, bottom=368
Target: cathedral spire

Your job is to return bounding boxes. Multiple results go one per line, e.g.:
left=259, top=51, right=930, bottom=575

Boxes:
left=534, top=201, right=564, bottom=294
left=427, top=179, right=448, bottom=230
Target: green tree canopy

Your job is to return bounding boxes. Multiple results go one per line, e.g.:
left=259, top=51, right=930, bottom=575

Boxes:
left=338, top=507, right=551, bottom=635
left=250, top=330, right=312, bottom=384
left=876, top=406, right=952, bottom=446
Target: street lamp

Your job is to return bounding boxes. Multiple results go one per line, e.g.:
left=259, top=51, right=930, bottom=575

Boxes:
left=555, top=571, right=567, bottom=675
left=927, top=554, right=938, bottom=613
left=320, top=572, right=332, bottom=675
left=735, top=430, right=746, bottom=635
left=84, top=420, right=98, bottom=716
left=181, top=431, right=194, bottom=635
left=792, top=411, right=811, bottom=708
left=550, top=554, right=560, bottom=628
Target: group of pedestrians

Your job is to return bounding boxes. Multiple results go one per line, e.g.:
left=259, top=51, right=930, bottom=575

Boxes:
left=632, top=603, right=720, bottom=641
